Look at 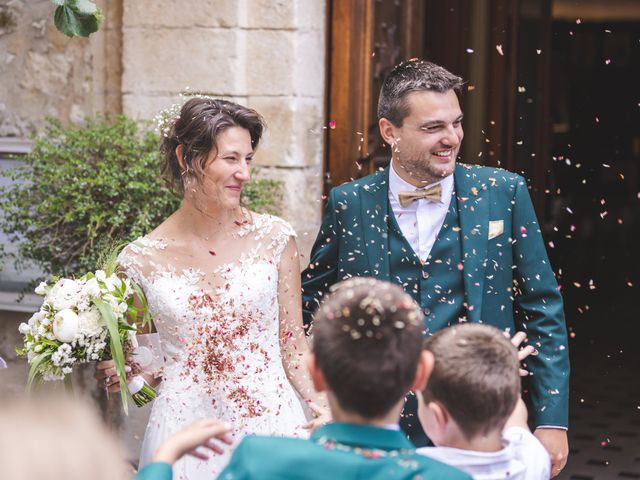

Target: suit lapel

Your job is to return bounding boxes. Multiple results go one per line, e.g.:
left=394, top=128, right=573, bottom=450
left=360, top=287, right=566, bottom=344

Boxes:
left=454, top=164, right=489, bottom=323
left=360, top=168, right=391, bottom=281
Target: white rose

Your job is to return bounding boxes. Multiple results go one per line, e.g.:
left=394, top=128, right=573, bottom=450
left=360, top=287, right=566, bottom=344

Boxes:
left=77, top=308, right=105, bottom=336
left=34, top=281, right=48, bottom=295
left=52, top=309, right=80, bottom=343
left=48, top=279, right=82, bottom=311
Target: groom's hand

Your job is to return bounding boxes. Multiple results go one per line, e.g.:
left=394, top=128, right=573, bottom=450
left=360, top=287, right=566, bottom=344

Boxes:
left=534, top=428, right=568, bottom=477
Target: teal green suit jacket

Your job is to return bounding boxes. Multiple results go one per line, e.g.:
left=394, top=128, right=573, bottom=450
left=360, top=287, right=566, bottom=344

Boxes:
left=301, top=164, right=570, bottom=428
left=218, top=423, right=471, bottom=479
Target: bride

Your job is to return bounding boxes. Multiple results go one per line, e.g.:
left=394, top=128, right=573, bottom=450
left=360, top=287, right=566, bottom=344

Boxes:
left=95, top=97, right=327, bottom=478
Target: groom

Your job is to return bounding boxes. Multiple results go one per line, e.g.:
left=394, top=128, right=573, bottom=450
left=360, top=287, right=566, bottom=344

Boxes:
left=302, top=59, right=569, bottom=476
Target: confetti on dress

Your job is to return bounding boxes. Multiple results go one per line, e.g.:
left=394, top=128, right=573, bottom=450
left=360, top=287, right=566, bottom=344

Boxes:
left=117, top=213, right=308, bottom=479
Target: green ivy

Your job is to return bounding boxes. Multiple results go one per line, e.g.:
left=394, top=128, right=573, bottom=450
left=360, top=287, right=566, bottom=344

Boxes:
left=0, top=116, right=282, bottom=279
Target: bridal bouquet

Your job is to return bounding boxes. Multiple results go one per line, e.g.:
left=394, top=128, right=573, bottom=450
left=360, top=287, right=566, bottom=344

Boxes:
left=17, top=258, right=156, bottom=412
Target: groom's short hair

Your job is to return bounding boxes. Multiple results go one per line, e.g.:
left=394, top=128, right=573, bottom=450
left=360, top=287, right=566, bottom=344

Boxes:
left=377, top=59, right=464, bottom=127
left=312, top=278, right=424, bottom=419
left=421, top=323, right=521, bottom=439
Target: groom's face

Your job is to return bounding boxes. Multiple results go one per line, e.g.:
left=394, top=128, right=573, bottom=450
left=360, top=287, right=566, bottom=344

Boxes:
left=386, top=89, right=463, bottom=187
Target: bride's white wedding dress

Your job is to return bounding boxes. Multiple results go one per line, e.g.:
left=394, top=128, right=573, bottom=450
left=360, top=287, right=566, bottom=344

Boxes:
left=119, top=213, right=308, bottom=479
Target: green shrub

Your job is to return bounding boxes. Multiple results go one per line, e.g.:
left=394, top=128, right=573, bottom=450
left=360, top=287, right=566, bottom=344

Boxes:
left=0, top=116, right=282, bottom=279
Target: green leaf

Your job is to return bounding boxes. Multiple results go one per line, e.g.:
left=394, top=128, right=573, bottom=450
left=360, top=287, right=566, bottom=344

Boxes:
left=53, top=2, right=102, bottom=38
left=26, top=351, right=52, bottom=391
left=94, top=297, right=128, bottom=414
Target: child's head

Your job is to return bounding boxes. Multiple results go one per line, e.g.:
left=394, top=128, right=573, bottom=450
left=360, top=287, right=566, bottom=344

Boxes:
left=419, top=323, right=520, bottom=444
left=311, top=277, right=426, bottom=420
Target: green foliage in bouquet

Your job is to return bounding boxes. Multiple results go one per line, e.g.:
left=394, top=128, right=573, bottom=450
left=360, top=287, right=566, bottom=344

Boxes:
left=0, top=116, right=283, bottom=281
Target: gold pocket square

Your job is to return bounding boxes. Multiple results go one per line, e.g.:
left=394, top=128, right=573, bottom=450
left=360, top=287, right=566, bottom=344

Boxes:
left=488, top=220, right=504, bottom=240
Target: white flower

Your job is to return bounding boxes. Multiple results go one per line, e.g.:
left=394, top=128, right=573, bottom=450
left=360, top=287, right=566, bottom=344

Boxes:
left=77, top=308, right=105, bottom=336
left=52, top=309, right=80, bottom=343
left=28, top=310, right=46, bottom=327
left=47, top=278, right=82, bottom=310
left=62, top=366, right=73, bottom=375
left=18, top=322, right=31, bottom=335
left=95, top=270, right=106, bottom=282
left=82, top=277, right=101, bottom=297
left=104, top=274, right=122, bottom=292
left=34, top=281, right=48, bottom=295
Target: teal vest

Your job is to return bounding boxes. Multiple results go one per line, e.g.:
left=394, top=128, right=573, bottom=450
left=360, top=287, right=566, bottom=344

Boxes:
left=387, top=193, right=466, bottom=333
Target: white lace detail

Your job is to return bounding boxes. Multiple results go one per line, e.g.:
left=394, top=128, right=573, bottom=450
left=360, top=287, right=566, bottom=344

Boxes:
left=119, top=213, right=305, bottom=479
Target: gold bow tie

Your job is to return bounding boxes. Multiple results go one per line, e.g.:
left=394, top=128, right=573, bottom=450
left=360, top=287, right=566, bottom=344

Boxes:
left=398, top=184, right=442, bottom=207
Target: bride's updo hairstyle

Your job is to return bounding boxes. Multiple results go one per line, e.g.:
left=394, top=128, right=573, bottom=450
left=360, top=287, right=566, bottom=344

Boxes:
left=161, top=97, right=265, bottom=195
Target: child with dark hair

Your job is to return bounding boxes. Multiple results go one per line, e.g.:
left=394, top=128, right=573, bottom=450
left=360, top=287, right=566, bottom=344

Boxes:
left=417, top=323, right=551, bottom=479
left=136, top=278, right=470, bottom=480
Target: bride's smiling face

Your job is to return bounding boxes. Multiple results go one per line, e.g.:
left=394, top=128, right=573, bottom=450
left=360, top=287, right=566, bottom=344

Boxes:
left=197, top=126, right=254, bottom=209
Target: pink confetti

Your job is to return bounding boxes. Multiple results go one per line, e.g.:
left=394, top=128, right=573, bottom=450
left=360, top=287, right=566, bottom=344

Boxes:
left=457, top=262, right=464, bottom=271
left=548, top=241, right=555, bottom=249
left=208, top=250, right=216, bottom=256
left=496, top=44, right=504, bottom=55
left=576, top=18, right=582, bottom=24
left=328, top=120, right=336, bottom=129
left=520, top=226, right=527, bottom=234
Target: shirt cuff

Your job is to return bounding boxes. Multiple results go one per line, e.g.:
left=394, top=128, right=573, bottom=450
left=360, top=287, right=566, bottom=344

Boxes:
left=535, top=425, right=568, bottom=431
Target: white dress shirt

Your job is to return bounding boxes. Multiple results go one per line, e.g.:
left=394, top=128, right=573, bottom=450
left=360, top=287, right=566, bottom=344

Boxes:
left=388, top=161, right=454, bottom=263
left=417, top=426, right=551, bottom=480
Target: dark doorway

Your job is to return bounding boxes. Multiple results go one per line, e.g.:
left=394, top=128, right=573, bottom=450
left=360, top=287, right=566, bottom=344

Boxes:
left=549, top=7, right=640, bottom=478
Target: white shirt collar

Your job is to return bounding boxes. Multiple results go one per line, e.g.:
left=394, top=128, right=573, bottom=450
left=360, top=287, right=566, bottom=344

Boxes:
left=388, top=159, right=454, bottom=208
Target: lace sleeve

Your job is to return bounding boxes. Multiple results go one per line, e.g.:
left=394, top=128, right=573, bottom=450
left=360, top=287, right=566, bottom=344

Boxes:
left=117, top=237, right=167, bottom=286
left=268, top=216, right=298, bottom=266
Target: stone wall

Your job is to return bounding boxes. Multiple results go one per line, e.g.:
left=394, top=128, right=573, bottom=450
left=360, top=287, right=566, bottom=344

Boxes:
left=0, top=0, right=122, bottom=137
